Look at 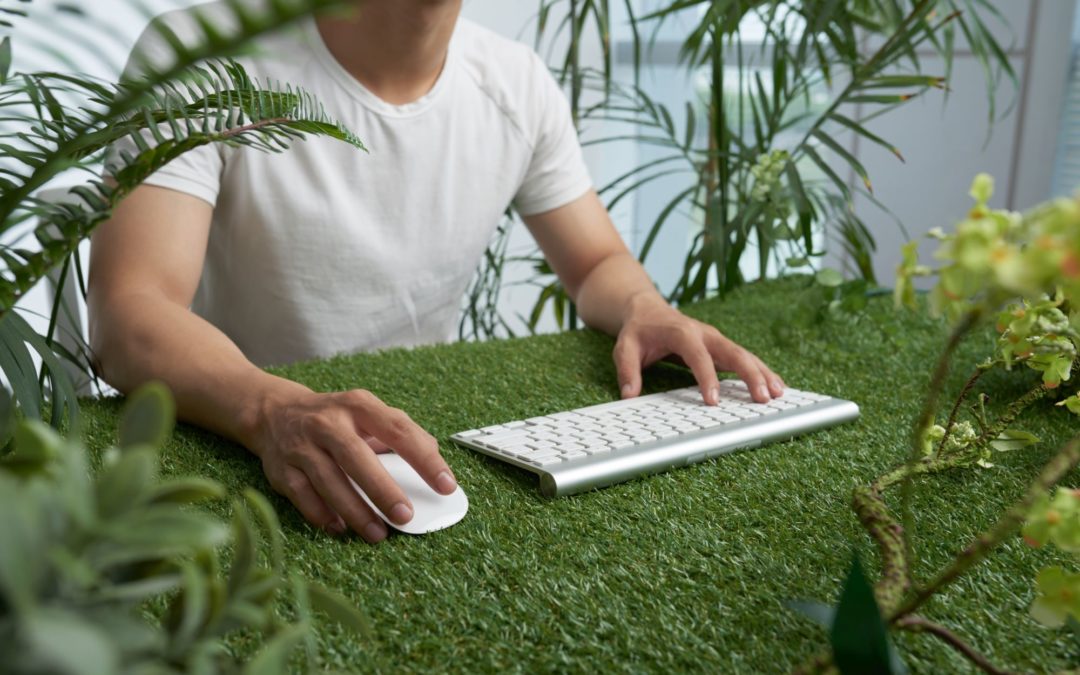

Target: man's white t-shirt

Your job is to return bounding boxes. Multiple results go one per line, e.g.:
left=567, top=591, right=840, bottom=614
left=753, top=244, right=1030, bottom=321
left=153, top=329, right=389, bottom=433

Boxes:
left=113, top=5, right=592, bottom=366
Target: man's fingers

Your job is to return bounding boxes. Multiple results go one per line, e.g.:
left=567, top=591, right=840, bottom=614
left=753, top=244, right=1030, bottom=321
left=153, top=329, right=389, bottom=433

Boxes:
left=613, top=336, right=643, bottom=399
left=749, top=353, right=786, bottom=397
left=312, top=424, right=415, bottom=526
left=671, top=330, right=720, bottom=405
left=704, top=332, right=772, bottom=403
left=295, top=449, right=389, bottom=543
left=341, top=390, right=457, bottom=496
left=273, top=465, right=345, bottom=536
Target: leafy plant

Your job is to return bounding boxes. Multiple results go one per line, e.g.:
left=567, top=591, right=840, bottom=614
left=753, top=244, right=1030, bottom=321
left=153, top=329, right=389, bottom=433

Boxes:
left=788, top=175, right=1080, bottom=672
left=0, top=0, right=360, bottom=428
left=1024, top=487, right=1080, bottom=637
left=0, top=382, right=368, bottom=674
left=462, top=0, right=1014, bottom=338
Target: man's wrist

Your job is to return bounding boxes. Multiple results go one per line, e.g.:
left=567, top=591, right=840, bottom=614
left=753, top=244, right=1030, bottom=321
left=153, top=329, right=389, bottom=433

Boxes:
left=235, top=371, right=312, bottom=453
left=622, top=289, right=671, bottom=325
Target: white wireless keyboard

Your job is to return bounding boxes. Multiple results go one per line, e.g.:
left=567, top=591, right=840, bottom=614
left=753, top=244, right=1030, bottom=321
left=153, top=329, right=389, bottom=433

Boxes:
left=451, top=380, right=859, bottom=496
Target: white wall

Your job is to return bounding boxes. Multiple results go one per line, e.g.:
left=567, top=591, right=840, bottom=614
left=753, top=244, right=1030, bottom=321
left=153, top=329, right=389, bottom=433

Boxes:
left=846, top=0, right=1076, bottom=285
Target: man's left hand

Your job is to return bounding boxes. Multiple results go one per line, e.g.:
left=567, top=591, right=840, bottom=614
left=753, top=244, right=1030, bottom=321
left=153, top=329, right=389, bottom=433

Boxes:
left=613, top=294, right=786, bottom=405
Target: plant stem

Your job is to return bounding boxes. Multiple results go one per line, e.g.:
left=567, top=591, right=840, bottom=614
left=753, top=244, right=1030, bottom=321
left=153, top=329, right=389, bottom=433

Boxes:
left=895, top=616, right=1016, bottom=675
left=898, top=310, right=981, bottom=584
left=891, top=435, right=1080, bottom=620
left=936, top=368, right=985, bottom=454
left=968, top=383, right=1050, bottom=453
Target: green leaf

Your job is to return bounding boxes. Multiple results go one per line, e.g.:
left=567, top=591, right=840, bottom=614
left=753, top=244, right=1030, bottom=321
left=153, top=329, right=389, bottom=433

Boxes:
left=119, top=382, right=176, bottom=450
left=830, top=555, right=906, bottom=675
left=242, top=623, right=307, bottom=675
left=95, top=446, right=158, bottom=518
left=24, top=609, right=120, bottom=675
left=0, top=386, right=14, bottom=452
left=228, top=499, right=259, bottom=596
left=102, top=506, right=228, bottom=554
left=0, top=36, right=10, bottom=86
left=0, top=471, right=46, bottom=612
left=244, top=488, right=284, bottom=570
left=846, top=94, right=913, bottom=105
left=3, top=311, right=80, bottom=429
left=784, top=599, right=835, bottom=628
left=813, top=129, right=873, bottom=193
left=308, top=583, right=374, bottom=638
left=1056, top=395, right=1080, bottom=415
left=816, top=268, right=844, bottom=288
left=990, top=429, right=1039, bottom=453
left=145, top=477, right=226, bottom=505
left=828, top=112, right=904, bottom=162
left=5, top=419, right=61, bottom=469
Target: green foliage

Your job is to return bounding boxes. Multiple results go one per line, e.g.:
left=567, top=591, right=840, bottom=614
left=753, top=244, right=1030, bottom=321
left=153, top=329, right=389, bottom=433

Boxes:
left=0, top=383, right=367, bottom=673
left=460, top=0, right=1015, bottom=337
left=0, top=0, right=362, bottom=427
left=897, top=174, right=1080, bottom=399
left=830, top=556, right=907, bottom=675
left=1023, top=488, right=1080, bottom=629
left=815, top=177, right=1080, bottom=672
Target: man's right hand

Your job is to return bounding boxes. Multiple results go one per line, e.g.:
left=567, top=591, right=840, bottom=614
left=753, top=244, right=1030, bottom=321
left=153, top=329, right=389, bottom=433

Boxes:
left=245, top=385, right=458, bottom=543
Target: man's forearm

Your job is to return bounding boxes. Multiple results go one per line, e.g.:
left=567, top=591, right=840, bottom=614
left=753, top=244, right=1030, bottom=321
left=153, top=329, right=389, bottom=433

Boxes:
left=90, top=292, right=307, bottom=450
left=573, top=251, right=669, bottom=336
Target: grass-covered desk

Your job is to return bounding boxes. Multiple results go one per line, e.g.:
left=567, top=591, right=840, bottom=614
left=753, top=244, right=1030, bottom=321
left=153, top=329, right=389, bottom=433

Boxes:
left=80, top=279, right=1077, bottom=672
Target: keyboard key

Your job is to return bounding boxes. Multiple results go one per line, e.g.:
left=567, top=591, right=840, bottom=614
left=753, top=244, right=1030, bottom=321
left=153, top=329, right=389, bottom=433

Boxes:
left=502, top=445, right=533, bottom=457
left=526, top=448, right=561, bottom=460
left=456, top=429, right=483, bottom=438
left=483, top=429, right=531, bottom=443
left=531, top=455, right=563, bottom=467
left=767, top=401, right=795, bottom=410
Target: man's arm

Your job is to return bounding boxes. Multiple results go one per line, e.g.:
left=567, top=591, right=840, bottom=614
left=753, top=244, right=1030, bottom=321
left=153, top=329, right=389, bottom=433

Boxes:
left=523, top=189, right=785, bottom=405
left=89, top=186, right=458, bottom=542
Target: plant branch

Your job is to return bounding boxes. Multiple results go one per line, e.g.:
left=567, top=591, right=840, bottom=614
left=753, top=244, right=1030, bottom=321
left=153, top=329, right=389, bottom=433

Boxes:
left=937, top=368, right=985, bottom=454
left=967, top=383, right=1051, bottom=453
left=898, top=309, right=982, bottom=583
left=895, top=615, right=1016, bottom=675
left=891, top=435, right=1080, bottom=620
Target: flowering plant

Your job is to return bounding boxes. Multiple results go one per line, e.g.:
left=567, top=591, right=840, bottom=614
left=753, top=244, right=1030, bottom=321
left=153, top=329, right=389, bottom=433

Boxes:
left=795, top=176, right=1080, bottom=673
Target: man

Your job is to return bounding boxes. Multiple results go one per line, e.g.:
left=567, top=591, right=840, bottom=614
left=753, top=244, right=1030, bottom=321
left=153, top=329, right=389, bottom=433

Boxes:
left=89, top=0, right=785, bottom=544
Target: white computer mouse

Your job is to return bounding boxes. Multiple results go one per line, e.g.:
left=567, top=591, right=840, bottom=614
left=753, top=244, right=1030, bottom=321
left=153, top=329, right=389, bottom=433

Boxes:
left=349, top=453, right=468, bottom=534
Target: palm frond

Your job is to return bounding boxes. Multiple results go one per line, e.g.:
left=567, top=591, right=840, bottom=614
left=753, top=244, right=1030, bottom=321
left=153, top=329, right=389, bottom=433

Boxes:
left=0, top=0, right=360, bottom=428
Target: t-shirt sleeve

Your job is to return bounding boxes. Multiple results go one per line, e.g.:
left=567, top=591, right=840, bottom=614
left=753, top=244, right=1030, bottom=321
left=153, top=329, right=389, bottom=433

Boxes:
left=103, top=12, right=226, bottom=207
left=512, top=54, right=593, bottom=217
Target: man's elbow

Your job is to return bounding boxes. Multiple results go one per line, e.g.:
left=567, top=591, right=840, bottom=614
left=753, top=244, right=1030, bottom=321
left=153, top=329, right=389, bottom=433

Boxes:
left=87, top=290, right=145, bottom=393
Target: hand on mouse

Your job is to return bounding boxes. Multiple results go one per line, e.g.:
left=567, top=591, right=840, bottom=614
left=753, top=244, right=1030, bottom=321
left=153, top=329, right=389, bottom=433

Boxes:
left=613, top=293, right=785, bottom=405
left=242, top=382, right=457, bottom=543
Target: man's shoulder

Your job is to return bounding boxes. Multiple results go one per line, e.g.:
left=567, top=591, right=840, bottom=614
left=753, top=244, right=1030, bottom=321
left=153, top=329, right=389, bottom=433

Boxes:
left=453, top=19, right=555, bottom=140
left=455, top=18, right=539, bottom=70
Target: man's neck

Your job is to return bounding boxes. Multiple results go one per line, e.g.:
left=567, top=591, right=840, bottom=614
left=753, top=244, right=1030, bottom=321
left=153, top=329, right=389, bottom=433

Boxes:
left=316, top=1, right=462, bottom=106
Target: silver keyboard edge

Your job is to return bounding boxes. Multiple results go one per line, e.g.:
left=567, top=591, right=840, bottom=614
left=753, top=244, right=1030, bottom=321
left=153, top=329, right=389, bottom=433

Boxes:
left=451, top=398, right=860, bottom=497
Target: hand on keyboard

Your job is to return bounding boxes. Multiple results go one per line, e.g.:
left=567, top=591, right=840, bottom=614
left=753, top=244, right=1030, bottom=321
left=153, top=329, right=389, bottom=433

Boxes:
left=613, top=295, right=785, bottom=406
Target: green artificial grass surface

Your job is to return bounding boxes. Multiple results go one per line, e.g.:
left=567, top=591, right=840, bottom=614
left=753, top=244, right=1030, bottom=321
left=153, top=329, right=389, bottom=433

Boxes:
left=79, top=278, right=1079, bottom=673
